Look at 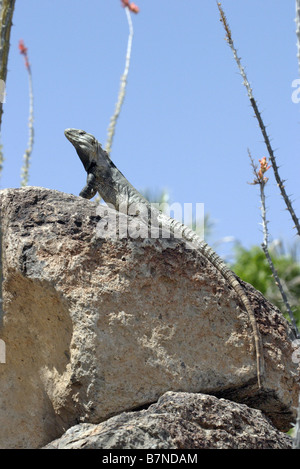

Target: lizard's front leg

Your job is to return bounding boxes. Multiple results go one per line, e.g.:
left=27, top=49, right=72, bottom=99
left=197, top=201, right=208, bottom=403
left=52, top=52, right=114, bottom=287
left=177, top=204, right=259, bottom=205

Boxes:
left=79, top=172, right=98, bottom=199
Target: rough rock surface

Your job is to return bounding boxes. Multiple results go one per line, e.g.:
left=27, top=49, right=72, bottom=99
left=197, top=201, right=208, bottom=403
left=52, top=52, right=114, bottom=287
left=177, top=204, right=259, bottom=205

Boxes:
left=44, top=392, right=293, bottom=449
left=0, top=187, right=299, bottom=449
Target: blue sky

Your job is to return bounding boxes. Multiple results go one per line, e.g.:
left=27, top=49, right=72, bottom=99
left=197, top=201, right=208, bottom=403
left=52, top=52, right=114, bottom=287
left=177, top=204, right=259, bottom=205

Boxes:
left=1, top=0, right=300, bottom=259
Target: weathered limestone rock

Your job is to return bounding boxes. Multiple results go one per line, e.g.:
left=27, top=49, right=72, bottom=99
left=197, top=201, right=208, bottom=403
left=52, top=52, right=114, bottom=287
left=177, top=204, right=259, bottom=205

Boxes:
left=0, top=187, right=299, bottom=449
left=43, top=391, right=293, bottom=449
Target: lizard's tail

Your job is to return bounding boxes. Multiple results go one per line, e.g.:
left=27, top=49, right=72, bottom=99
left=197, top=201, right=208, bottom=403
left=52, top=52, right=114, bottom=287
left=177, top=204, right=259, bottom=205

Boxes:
left=198, top=241, right=264, bottom=389
left=163, top=215, right=264, bottom=389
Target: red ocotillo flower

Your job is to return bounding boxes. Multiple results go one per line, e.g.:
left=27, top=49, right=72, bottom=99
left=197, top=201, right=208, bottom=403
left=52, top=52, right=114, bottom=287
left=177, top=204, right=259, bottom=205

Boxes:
left=248, top=151, right=271, bottom=186
left=129, top=3, right=139, bottom=13
left=121, top=0, right=139, bottom=13
left=257, top=157, right=271, bottom=183
left=19, top=39, right=30, bottom=71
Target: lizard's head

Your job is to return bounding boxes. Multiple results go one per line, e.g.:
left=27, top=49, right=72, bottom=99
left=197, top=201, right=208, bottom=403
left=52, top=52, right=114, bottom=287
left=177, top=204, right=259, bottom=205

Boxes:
left=64, top=128, right=99, bottom=170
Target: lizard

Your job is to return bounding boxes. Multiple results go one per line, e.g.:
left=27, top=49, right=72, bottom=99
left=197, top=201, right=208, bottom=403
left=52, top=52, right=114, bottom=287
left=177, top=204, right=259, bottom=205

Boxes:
left=64, top=127, right=265, bottom=389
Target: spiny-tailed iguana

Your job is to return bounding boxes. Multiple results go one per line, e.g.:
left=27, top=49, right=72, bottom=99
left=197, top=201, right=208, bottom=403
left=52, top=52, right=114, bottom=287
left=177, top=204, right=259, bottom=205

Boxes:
left=65, top=128, right=264, bottom=389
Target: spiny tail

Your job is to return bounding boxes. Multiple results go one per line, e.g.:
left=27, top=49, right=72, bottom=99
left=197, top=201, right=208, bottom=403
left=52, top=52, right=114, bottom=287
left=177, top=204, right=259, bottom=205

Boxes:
left=203, top=244, right=264, bottom=390
left=161, top=214, right=264, bottom=389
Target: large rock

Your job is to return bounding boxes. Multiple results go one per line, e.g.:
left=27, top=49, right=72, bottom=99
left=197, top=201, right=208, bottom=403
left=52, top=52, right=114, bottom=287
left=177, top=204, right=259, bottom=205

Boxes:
left=44, top=391, right=293, bottom=449
left=0, top=187, right=299, bottom=449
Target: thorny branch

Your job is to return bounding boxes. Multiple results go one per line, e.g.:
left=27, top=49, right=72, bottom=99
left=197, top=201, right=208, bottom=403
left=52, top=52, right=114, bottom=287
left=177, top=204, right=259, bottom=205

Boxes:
left=105, top=5, right=137, bottom=155
left=248, top=151, right=300, bottom=338
left=217, top=2, right=300, bottom=237
left=294, top=392, right=300, bottom=449
left=296, top=0, right=300, bottom=74
left=0, top=0, right=16, bottom=130
left=19, top=40, right=34, bottom=187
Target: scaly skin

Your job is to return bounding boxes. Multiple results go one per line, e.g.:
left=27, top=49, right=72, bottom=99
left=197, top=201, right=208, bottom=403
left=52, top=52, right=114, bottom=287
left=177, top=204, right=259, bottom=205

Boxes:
left=65, top=128, right=264, bottom=389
